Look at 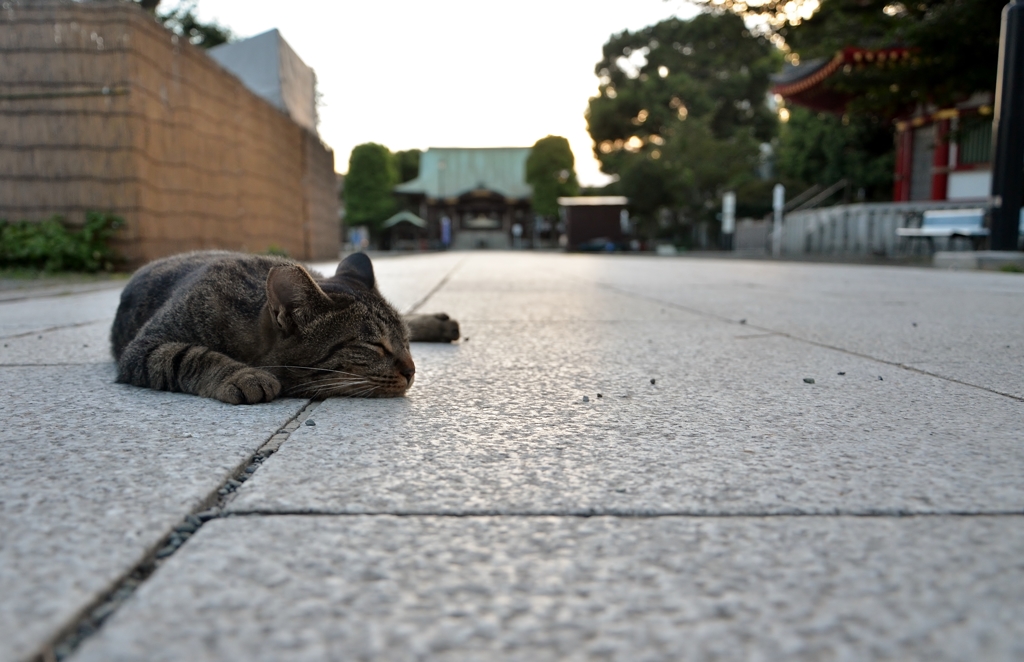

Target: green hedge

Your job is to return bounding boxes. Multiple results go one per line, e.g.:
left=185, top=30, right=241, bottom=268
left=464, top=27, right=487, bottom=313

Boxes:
left=0, top=212, right=123, bottom=272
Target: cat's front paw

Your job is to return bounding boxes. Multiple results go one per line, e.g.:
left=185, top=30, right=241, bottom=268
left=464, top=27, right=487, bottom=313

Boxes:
left=215, top=367, right=281, bottom=405
left=429, top=313, right=461, bottom=342
left=406, top=312, right=460, bottom=343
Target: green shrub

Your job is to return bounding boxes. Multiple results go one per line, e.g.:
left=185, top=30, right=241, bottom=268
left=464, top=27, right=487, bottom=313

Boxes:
left=0, top=212, right=123, bottom=272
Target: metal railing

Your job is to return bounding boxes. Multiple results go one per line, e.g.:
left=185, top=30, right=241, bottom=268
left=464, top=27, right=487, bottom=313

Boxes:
left=773, top=200, right=988, bottom=256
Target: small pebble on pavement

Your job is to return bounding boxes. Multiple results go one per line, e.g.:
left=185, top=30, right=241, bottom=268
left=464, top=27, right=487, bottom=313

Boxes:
left=803, top=377, right=815, bottom=384
left=650, top=378, right=656, bottom=385
left=582, top=395, right=590, bottom=402
left=305, top=419, right=316, bottom=426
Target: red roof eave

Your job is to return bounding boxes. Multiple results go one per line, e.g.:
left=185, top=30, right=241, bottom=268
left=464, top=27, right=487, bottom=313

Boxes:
left=771, top=47, right=913, bottom=101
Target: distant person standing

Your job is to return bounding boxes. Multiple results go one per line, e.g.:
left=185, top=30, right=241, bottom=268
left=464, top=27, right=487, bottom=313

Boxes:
left=440, top=215, right=451, bottom=250
left=512, top=222, right=523, bottom=249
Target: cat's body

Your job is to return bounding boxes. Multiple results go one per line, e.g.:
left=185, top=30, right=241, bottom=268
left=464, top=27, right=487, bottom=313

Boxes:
left=111, top=251, right=458, bottom=404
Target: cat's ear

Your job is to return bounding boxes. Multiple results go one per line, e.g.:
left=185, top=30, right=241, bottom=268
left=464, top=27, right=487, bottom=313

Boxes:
left=334, top=252, right=375, bottom=290
left=266, top=265, right=329, bottom=336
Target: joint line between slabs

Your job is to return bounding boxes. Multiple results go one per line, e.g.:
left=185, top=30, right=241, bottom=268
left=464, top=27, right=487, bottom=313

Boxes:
left=0, top=281, right=124, bottom=304
left=596, top=283, right=1024, bottom=404
left=30, top=399, right=320, bottom=662
left=405, top=257, right=466, bottom=314
left=224, top=509, right=1024, bottom=519
left=0, top=363, right=106, bottom=367
left=0, top=319, right=109, bottom=340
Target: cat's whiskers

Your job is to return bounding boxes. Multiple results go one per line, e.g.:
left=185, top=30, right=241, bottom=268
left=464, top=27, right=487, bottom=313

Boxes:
left=342, top=381, right=384, bottom=397
left=320, top=379, right=384, bottom=398
left=280, top=368, right=406, bottom=398
left=296, top=375, right=368, bottom=388
left=287, top=375, right=378, bottom=398
left=287, top=381, right=360, bottom=397
left=260, top=365, right=365, bottom=378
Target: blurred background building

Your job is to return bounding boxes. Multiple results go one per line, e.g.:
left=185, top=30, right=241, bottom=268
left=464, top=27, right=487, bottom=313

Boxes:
left=394, top=147, right=533, bottom=250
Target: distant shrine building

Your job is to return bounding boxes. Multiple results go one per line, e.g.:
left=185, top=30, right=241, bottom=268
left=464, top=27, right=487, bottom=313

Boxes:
left=394, top=147, right=533, bottom=249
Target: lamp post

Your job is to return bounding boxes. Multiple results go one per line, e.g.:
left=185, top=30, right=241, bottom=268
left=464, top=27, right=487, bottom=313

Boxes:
left=772, top=183, right=785, bottom=257
left=990, top=0, right=1024, bottom=251
left=721, top=191, right=736, bottom=251
left=437, top=159, right=447, bottom=245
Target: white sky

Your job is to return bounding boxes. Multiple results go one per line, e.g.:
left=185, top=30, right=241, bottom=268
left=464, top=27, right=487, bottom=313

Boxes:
left=180, top=0, right=700, bottom=186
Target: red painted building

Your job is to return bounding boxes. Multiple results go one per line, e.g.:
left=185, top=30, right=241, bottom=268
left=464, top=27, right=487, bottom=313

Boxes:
left=890, top=100, right=994, bottom=202
left=771, top=49, right=993, bottom=203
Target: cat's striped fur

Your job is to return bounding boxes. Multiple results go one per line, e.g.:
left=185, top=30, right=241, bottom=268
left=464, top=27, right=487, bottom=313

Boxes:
left=111, top=251, right=458, bottom=404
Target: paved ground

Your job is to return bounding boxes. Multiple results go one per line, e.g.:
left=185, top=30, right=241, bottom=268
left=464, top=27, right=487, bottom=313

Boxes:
left=1, top=252, right=1022, bottom=661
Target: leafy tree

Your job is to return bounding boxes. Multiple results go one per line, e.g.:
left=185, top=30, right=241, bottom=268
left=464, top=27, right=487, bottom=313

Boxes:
left=617, top=158, right=673, bottom=222
left=786, top=0, right=1004, bottom=116
left=344, top=143, right=397, bottom=229
left=681, top=0, right=1005, bottom=204
left=393, top=149, right=422, bottom=184
left=586, top=12, right=778, bottom=240
left=667, top=118, right=764, bottom=225
left=588, top=12, right=777, bottom=154
left=526, top=136, right=580, bottom=218
left=776, top=106, right=894, bottom=201
left=151, top=1, right=233, bottom=49
left=691, top=0, right=1004, bottom=116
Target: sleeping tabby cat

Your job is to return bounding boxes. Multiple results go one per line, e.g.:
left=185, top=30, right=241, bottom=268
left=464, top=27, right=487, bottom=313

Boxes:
left=110, top=251, right=459, bottom=404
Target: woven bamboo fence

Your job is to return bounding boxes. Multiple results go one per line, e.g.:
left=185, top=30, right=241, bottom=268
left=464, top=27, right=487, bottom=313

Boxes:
left=0, top=0, right=339, bottom=266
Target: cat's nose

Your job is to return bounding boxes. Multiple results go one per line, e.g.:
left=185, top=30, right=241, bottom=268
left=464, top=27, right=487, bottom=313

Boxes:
left=397, top=358, right=415, bottom=383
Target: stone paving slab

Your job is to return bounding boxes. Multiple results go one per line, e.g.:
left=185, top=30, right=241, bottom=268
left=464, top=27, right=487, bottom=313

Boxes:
left=555, top=256, right=1024, bottom=399
left=0, top=254, right=464, bottom=661
left=0, top=278, right=126, bottom=303
left=229, top=315, right=1024, bottom=517
left=0, top=320, right=112, bottom=365
left=73, top=515, right=1024, bottom=662
left=0, top=288, right=124, bottom=338
left=419, top=289, right=692, bottom=322
left=5, top=252, right=1023, bottom=661
left=0, top=366, right=304, bottom=661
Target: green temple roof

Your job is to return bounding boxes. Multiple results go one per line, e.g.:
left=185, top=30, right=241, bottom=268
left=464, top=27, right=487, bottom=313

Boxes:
left=394, top=147, right=532, bottom=199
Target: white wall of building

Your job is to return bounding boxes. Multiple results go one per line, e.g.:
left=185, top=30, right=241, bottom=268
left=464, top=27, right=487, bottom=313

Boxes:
left=947, top=170, right=991, bottom=200
left=209, top=29, right=318, bottom=134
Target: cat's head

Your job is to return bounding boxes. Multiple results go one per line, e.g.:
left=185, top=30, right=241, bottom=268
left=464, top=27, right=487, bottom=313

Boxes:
left=260, top=253, right=414, bottom=398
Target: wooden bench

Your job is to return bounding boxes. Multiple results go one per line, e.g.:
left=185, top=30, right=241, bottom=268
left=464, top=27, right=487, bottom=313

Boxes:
left=896, top=208, right=988, bottom=253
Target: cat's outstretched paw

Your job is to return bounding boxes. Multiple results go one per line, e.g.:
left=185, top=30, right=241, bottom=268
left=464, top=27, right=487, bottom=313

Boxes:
left=404, top=312, right=460, bottom=343
left=215, top=367, right=281, bottom=404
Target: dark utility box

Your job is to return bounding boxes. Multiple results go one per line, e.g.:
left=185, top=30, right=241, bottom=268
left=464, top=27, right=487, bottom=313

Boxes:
left=558, top=196, right=630, bottom=251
